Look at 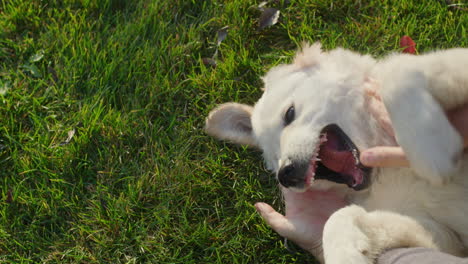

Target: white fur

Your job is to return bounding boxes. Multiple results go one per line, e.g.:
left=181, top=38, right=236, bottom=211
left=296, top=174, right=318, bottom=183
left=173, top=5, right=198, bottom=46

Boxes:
left=205, top=43, right=468, bottom=263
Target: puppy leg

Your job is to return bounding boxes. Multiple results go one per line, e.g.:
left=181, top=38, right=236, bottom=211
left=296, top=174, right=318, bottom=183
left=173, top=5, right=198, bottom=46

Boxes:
left=323, top=205, right=437, bottom=264
left=380, top=70, right=463, bottom=185
left=323, top=205, right=373, bottom=264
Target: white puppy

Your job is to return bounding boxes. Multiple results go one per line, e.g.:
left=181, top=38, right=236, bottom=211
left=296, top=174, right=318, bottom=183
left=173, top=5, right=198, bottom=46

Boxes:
left=205, top=43, right=468, bottom=263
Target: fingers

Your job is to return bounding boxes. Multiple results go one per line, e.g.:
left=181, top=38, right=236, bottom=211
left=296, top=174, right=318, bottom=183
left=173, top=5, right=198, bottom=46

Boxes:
left=364, top=82, right=396, bottom=138
left=363, top=80, right=381, bottom=99
left=368, top=95, right=395, bottom=138
left=363, top=86, right=408, bottom=168
left=362, top=87, right=468, bottom=169
left=361, top=105, right=468, bottom=169
left=255, top=202, right=295, bottom=238
left=448, top=104, right=468, bottom=147
left=360, top=146, right=410, bottom=167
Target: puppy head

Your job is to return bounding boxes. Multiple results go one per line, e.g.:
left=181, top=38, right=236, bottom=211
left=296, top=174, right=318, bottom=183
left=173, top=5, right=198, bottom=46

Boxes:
left=206, top=43, right=384, bottom=192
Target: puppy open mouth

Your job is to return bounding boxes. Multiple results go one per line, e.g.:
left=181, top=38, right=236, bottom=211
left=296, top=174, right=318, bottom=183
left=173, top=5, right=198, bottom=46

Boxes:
left=305, top=124, right=371, bottom=191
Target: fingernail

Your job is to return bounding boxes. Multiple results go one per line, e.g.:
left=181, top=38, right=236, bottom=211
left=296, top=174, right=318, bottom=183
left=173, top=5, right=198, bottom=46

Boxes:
left=361, top=151, right=375, bottom=165
left=254, top=203, right=264, bottom=213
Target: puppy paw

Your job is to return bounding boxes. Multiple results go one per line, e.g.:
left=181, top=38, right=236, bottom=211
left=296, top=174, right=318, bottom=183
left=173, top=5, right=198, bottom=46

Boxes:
left=323, top=206, right=374, bottom=264
left=326, top=247, right=373, bottom=264
left=381, top=70, right=463, bottom=185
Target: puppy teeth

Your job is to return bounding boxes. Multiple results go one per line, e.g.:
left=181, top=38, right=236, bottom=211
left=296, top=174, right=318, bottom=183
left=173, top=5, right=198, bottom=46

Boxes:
left=352, top=149, right=359, bottom=165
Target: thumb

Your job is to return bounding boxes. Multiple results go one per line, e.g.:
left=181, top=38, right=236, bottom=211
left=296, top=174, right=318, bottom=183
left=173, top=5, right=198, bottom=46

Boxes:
left=255, top=202, right=295, bottom=238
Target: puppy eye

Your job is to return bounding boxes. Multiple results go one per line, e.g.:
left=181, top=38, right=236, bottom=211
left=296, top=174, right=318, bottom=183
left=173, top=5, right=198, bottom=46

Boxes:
left=284, top=105, right=295, bottom=126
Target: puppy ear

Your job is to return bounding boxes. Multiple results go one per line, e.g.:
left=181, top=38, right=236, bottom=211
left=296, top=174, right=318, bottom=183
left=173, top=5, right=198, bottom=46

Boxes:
left=293, top=42, right=323, bottom=69
left=205, top=103, right=257, bottom=147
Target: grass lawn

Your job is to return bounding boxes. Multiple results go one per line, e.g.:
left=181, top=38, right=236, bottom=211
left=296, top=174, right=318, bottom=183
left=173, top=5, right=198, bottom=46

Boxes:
left=0, top=0, right=467, bottom=263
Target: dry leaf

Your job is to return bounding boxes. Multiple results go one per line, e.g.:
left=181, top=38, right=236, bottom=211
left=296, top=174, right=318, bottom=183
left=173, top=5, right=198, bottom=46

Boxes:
left=29, top=50, right=45, bottom=63
left=20, top=64, right=42, bottom=78
left=0, top=81, right=11, bottom=96
left=217, top=26, right=229, bottom=46
left=259, top=7, right=280, bottom=30
left=6, top=189, right=13, bottom=203
left=258, top=1, right=268, bottom=10
left=445, top=0, right=468, bottom=11
left=202, top=58, right=217, bottom=68
left=400, top=35, right=416, bottom=54
left=59, top=129, right=76, bottom=146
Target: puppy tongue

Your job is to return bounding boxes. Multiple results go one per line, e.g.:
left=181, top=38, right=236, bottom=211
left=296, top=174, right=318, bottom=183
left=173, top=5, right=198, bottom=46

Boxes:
left=319, top=144, right=355, bottom=173
left=318, top=132, right=357, bottom=175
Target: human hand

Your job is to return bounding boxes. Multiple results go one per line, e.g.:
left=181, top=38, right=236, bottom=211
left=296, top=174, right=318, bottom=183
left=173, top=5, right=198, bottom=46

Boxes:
left=255, top=187, right=348, bottom=261
left=361, top=85, right=468, bottom=168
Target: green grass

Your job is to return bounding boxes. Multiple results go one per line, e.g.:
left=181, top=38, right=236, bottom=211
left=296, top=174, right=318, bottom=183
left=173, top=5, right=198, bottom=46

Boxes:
left=0, top=0, right=466, bottom=263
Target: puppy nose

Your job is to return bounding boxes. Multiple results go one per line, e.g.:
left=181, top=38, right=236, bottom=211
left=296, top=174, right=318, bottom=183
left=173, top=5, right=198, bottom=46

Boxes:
left=278, top=163, right=297, bottom=188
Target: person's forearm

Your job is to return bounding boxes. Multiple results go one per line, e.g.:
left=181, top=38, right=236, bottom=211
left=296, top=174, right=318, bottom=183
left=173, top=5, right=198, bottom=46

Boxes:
left=378, top=248, right=468, bottom=264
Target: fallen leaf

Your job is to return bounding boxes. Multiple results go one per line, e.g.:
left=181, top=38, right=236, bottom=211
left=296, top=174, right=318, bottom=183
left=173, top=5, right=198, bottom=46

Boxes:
left=258, top=1, right=268, bottom=10
left=59, top=129, right=76, bottom=146
left=202, top=57, right=217, bottom=68
left=217, top=26, right=229, bottom=46
left=258, top=7, right=280, bottom=30
left=445, top=0, right=468, bottom=11
left=29, top=50, right=45, bottom=63
left=20, top=64, right=42, bottom=78
left=400, top=35, right=416, bottom=54
left=6, top=189, right=13, bottom=203
left=0, top=81, right=11, bottom=96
